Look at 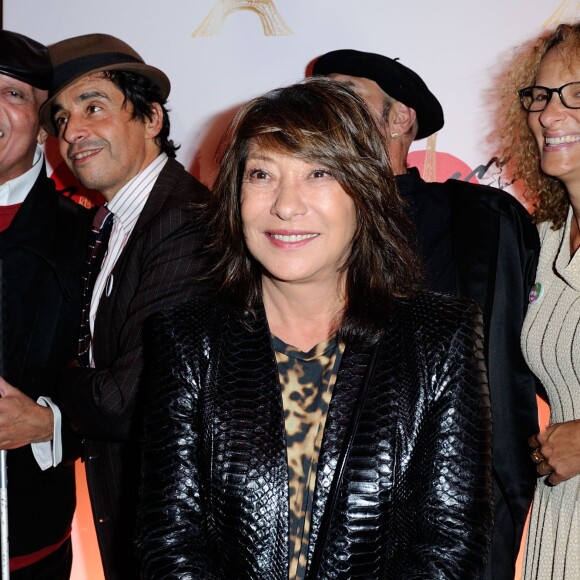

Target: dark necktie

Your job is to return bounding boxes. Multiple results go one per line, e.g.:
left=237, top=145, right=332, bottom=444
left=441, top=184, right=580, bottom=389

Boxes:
left=78, top=206, right=114, bottom=367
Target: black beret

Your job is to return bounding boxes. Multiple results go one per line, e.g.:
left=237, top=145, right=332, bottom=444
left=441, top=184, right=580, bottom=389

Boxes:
left=313, top=49, right=444, bottom=140
left=0, top=30, right=51, bottom=90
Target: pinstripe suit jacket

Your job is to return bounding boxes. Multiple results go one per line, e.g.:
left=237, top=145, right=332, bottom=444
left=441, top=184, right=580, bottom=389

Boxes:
left=57, top=157, right=209, bottom=579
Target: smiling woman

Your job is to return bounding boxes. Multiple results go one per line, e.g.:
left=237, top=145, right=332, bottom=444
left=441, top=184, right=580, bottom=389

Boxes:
left=240, top=144, right=357, bottom=343
left=135, top=77, right=493, bottom=579
left=497, top=22, right=580, bottom=580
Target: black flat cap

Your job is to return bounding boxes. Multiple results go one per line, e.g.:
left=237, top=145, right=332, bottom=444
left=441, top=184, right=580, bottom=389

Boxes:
left=313, top=49, right=444, bottom=140
left=0, top=30, right=51, bottom=90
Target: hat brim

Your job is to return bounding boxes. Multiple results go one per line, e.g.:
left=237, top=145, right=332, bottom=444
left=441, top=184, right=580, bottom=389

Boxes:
left=313, top=49, right=443, bottom=140
left=39, top=62, right=170, bottom=135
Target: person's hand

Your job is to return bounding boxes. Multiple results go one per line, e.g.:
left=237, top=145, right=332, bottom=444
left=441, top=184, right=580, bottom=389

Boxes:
left=529, top=419, right=580, bottom=485
left=0, top=377, right=53, bottom=449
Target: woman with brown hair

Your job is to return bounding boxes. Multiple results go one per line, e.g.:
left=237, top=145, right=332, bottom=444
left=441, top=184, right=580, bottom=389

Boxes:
left=497, top=21, right=580, bottom=578
left=135, top=77, right=492, bottom=579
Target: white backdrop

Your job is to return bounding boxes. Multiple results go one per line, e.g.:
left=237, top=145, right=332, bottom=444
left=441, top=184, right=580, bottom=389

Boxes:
left=6, top=1, right=577, bottom=192
left=4, top=1, right=578, bottom=578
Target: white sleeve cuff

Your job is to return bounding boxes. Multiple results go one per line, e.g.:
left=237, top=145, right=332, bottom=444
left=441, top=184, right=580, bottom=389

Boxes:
left=31, top=397, right=63, bottom=470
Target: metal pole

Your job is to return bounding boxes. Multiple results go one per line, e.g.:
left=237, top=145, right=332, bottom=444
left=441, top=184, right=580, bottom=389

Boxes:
left=0, top=259, right=8, bottom=579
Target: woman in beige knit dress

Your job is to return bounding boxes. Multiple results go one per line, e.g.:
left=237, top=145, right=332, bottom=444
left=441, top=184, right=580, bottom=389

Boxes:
left=497, top=22, right=580, bottom=579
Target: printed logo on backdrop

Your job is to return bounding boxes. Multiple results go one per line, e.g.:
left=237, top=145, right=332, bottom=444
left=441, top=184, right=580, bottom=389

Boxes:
left=407, top=133, right=510, bottom=189
left=46, top=142, right=104, bottom=208
left=545, top=0, right=580, bottom=27
left=193, top=0, right=292, bottom=36
left=50, top=165, right=104, bottom=208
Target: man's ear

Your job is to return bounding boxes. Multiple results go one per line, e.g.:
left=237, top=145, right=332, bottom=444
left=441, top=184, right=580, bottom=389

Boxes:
left=37, top=126, right=48, bottom=146
left=145, top=102, right=164, bottom=139
left=388, top=102, right=417, bottom=137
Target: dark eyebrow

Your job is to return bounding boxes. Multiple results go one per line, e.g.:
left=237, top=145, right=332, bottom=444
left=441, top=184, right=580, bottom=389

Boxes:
left=77, top=90, right=110, bottom=102
left=52, top=90, right=111, bottom=116
left=51, top=102, right=63, bottom=117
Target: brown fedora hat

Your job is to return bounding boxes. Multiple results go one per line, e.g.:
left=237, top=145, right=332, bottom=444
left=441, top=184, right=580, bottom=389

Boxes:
left=39, top=33, right=170, bottom=135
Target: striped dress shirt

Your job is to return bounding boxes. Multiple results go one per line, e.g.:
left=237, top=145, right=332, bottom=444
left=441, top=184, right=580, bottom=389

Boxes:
left=89, top=153, right=168, bottom=365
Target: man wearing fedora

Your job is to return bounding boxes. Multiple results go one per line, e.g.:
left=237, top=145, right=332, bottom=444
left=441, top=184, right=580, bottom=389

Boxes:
left=313, top=49, right=540, bottom=579
left=32, top=33, right=209, bottom=579
left=0, top=30, right=89, bottom=578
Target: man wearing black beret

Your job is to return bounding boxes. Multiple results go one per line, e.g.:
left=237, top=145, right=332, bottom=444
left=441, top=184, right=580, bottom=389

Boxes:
left=0, top=30, right=90, bottom=578
left=314, top=49, right=540, bottom=580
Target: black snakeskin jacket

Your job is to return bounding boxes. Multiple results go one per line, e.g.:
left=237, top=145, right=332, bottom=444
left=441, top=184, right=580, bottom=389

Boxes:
left=135, top=292, right=492, bottom=579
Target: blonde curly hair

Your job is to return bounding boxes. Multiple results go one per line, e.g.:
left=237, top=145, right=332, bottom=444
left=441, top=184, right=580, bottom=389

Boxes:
left=495, top=22, right=580, bottom=229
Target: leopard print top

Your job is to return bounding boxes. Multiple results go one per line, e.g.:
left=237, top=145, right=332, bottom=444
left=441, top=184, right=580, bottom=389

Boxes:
left=272, top=335, right=344, bottom=580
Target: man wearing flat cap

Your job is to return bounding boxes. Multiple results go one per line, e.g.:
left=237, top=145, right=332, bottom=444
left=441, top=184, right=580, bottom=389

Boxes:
left=0, top=30, right=90, bottom=578
left=31, top=33, right=208, bottom=579
left=314, top=49, right=540, bottom=579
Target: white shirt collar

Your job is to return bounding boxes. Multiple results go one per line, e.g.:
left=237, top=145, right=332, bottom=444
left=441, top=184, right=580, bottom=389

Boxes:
left=106, top=153, right=168, bottom=227
left=0, top=146, right=44, bottom=206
